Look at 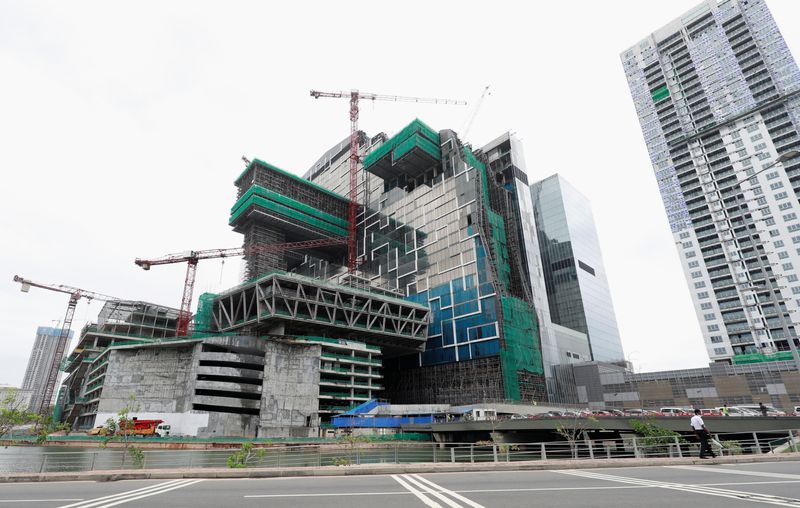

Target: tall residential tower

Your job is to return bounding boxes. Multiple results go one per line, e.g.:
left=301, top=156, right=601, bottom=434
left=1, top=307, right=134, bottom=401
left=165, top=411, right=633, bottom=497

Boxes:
left=622, top=0, right=800, bottom=363
left=21, top=326, right=73, bottom=411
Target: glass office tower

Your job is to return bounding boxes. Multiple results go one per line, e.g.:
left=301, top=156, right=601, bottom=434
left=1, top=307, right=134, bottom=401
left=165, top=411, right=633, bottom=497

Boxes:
left=622, top=0, right=800, bottom=362
left=531, top=175, right=625, bottom=362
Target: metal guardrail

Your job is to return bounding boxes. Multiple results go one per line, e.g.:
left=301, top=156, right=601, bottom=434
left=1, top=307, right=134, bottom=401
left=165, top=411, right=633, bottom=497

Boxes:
left=0, top=429, right=797, bottom=474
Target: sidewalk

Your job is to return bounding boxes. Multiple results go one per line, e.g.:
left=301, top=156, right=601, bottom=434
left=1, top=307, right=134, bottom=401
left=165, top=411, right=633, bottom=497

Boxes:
left=2, top=452, right=798, bottom=483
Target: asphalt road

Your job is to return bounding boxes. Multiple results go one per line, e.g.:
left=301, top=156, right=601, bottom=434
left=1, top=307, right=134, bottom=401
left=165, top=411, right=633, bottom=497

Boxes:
left=2, top=461, right=799, bottom=507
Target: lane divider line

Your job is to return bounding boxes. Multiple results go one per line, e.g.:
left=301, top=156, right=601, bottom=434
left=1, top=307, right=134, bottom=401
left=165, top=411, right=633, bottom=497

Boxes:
left=401, top=475, right=462, bottom=508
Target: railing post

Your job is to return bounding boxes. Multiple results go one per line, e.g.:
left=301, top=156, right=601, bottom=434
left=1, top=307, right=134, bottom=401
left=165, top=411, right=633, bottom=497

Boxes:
left=318, top=448, right=322, bottom=467
left=39, top=454, right=47, bottom=473
left=470, top=443, right=474, bottom=463
left=450, top=447, right=455, bottom=463
left=753, top=432, right=761, bottom=454
left=674, top=436, right=683, bottom=458
left=432, top=443, right=436, bottom=463
left=188, top=452, right=194, bottom=469
left=632, top=437, right=640, bottom=459
left=540, top=442, right=547, bottom=461
left=356, top=449, right=360, bottom=465
left=587, top=439, right=594, bottom=460
left=790, top=430, right=797, bottom=453
left=90, top=452, right=97, bottom=471
left=506, top=446, right=510, bottom=462
left=492, top=444, right=498, bottom=463
left=394, top=444, right=398, bottom=464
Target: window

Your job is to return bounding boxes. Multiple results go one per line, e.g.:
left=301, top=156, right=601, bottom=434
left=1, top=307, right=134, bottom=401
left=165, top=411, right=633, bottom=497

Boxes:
left=778, top=251, right=790, bottom=259
left=704, top=313, right=716, bottom=321
left=682, top=241, right=693, bottom=248
left=708, top=324, right=720, bottom=332
left=692, top=271, right=703, bottom=278
left=789, top=275, right=799, bottom=283
left=792, top=236, right=800, bottom=244
left=789, top=224, right=800, bottom=233
left=765, top=217, right=776, bottom=226
left=734, top=140, right=745, bottom=148
left=757, top=197, right=768, bottom=206
left=714, top=347, right=727, bottom=355
left=775, top=191, right=789, bottom=200
left=767, top=170, right=780, bottom=180
left=750, top=133, right=763, bottom=142
left=758, top=153, right=771, bottom=161
left=755, top=143, right=768, bottom=152
left=771, top=182, right=785, bottom=191
left=710, top=335, right=724, bottom=343
left=747, top=123, right=760, bottom=133
left=770, top=229, right=781, bottom=237
left=753, top=187, right=763, bottom=195
left=701, top=302, right=713, bottom=310
left=698, top=291, right=709, bottom=299
left=774, top=240, right=785, bottom=248
left=688, top=260, right=700, bottom=268
left=784, top=213, right=798, bottom=222
left=686, top=251, right=697, bottom=258
left=783, top=263, right=794, bottom=271
left=695, top=281, right=706, bottom=289
left=792, top=287, right=800, bottom=295
left=779, top=202, right=793, bottom=211
left=680, top=231, right=691, bottom=239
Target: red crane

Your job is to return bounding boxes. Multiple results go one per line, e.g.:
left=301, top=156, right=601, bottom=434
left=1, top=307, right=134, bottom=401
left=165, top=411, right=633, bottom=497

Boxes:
left=135, top=237, right=347, bottom=336
left=309, top=90, right=466, bottom=274
left=13, top=275, right=121, bottom=415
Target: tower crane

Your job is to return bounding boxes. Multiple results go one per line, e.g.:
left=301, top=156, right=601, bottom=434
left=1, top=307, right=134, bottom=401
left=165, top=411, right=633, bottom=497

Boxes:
left=12, top=275, right=121, bottom=415
left=309, top=90, right=467, bottom=274
left=134, top=237, right=347, bottom=336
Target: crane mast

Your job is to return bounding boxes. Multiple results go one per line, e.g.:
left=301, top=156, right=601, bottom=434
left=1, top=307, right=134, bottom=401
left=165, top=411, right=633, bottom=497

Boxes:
left=13, top=275, right=120, bottom=416
left=309, top=89, right=466, bottom=274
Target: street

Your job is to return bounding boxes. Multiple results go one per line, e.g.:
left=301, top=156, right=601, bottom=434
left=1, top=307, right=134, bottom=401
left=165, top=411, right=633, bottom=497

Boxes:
left=1, top=460, right=799, bottom=507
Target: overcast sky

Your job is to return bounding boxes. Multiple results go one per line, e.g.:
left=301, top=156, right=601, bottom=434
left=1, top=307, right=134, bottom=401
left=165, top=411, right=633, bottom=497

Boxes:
left=2, top=0, right=799, bottom=386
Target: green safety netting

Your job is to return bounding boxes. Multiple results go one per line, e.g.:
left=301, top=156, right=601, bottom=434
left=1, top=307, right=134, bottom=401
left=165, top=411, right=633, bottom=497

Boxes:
left=193, top=292, right=218, bottom=335
left=363, top=119, right=440, bottom=169
left=499, top=296, right=543, bottom=400
left=231, top=185, right=349, bottom=229
left=229, top=192, right=348, bottom=236
left=732, top=351, right=796, bottom=364
left=651, top=85, right=670, bottom=103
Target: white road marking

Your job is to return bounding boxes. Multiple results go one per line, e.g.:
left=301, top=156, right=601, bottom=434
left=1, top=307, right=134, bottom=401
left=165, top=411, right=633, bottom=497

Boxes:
left=410, top=475, right=487, bottom=508
left=401, top=475, right=462, bottom=508
left=57, top=479, right=199, bottom=508
left=0, top=500, right=83, bottom=503
left=94, top=479, right=204, bottom=508
left=244, top=491, right=411, bottom=498
left=668, top=465, right=800, bottom=480
left=391, top=474, right=442, bottom=508
left=557, top=470, right=800, bottom=507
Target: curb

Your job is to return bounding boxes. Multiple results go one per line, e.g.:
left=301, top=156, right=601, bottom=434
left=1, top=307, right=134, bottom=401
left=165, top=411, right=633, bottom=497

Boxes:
left=2, top=452, right=798, bottom=483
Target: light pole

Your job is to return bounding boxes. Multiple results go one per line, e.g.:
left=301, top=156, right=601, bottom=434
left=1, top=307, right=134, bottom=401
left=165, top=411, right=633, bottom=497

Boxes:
left=701, top=150, right=800, bottom=372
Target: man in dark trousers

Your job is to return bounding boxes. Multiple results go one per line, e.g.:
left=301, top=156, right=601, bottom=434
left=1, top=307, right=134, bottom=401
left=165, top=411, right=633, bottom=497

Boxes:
left=690, top=409, right=716, bottom=458
left=759, top=402, right=768, bottom=416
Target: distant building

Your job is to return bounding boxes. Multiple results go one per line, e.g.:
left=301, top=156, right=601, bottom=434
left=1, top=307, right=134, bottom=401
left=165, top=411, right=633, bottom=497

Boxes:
left=562, top=358, right=799, bottom=411
left=531, top=174, right=624, bottom=362
left=622, top=0, right=800, bottom=362
left=21, top=326, right=73, bottom=411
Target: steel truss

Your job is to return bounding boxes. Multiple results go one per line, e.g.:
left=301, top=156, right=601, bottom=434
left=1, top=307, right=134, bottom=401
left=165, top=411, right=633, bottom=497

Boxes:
left=211, top=272, right=429, bottom=351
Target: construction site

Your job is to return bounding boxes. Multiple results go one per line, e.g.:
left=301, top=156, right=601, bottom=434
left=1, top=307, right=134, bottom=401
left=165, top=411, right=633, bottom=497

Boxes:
left=11, top=90, right=557, bottom=438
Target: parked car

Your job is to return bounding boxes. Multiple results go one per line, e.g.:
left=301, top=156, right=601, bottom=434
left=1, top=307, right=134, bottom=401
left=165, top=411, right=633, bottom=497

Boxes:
left=659, top=407, right=692, bottom=416
left=700, top=408, right=722, bottom=416
left=715, top=406, right=759, bottom=416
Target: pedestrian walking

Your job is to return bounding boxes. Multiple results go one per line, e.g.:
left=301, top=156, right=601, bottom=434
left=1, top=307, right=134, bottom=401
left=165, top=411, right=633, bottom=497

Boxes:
left=690, top=409, right=715, bottom=459
left=759, top=402, right=768, bottom=417
left=721, top=404, right=729, bottom=416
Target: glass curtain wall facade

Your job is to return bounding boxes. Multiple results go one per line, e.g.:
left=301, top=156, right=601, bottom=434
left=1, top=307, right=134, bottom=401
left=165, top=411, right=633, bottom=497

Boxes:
left=622, top=0, right=800, bottom=362
left=531, top=174, right=625, bottom=362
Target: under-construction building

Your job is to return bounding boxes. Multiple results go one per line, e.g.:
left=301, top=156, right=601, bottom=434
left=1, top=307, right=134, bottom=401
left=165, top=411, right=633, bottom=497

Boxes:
left=54, top=119, right=549, bottom=436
